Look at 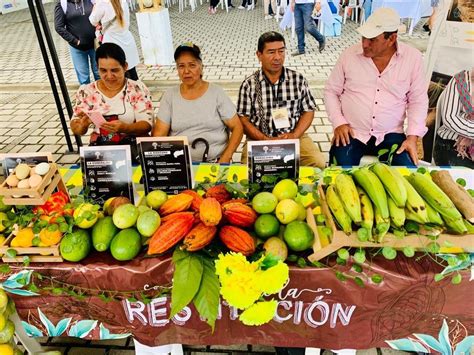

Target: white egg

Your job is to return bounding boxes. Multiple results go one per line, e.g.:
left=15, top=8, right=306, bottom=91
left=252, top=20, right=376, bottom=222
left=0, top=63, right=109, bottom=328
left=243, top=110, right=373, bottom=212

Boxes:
left=17, top=179, right=31, bottom=189
left=35, top=162, right=50, bottom=176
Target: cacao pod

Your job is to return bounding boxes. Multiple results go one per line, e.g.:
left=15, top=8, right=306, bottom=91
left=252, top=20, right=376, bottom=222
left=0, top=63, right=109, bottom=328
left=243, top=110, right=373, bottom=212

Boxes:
left=148, top=213, right=195, bottom=254
left=160, top=211, right=195, bottom=224
left=182, top=222, right=217, bottom=251
left=159, top=193, right=193, bottom=216
left=182, top=189, right=204, bottom=211
left=222, top=198, right=249, bottom=207
left=199, top=197, right=222, bottom=226
left=223, top=202, right=258, bottom=228
left=219, top=225, right=256, bottom=256
left=205, top=184, right=231, bottom=204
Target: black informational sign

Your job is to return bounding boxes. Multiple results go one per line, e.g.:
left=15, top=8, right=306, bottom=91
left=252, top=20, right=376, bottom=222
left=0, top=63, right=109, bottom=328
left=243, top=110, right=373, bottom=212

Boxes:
left=247, top=139, right=300, bottom=185
left=80, top=146, right=134, bottom=203
left=137, top=137, right=193, bottom=195
left=1, top=152, right=52, bottom=177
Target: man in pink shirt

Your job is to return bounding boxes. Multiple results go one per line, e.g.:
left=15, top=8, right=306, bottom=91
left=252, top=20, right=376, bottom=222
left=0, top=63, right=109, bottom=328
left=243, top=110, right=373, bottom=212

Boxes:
left=324, top=8, right=428, bottom=166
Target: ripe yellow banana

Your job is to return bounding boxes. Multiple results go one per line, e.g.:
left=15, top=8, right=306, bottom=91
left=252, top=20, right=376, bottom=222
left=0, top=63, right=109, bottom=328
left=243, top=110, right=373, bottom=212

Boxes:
left=335, top=173, right=361, bottom=223
left=325, top=185, right=352, bottom=235
left=357, top=186, right=374, bottom=232
left=407, top=173, right=462, bottom=222
left=374, top=204, right=390, bottom=242
left=425, top=203, right=443, bottom=225
left=352, top=168, right=389, bottom=220
left=402, top=176, right=429, bottom=224
left=387, top=196, right=405, bottom=228
left=371, top=163, right=407, bottom=208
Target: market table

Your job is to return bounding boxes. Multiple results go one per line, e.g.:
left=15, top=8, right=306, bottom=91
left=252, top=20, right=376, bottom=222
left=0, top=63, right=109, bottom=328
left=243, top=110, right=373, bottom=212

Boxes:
left=2, top=253, right=473, bottom=349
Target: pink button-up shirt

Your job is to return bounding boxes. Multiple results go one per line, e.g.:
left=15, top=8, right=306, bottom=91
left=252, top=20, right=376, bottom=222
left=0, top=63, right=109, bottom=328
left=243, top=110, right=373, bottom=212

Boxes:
left=324, top=42, right=429, bottom=145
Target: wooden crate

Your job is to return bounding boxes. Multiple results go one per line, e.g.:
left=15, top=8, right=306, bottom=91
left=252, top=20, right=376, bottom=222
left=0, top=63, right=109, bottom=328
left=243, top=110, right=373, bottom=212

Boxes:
left=0, top=163, right=66, bottom=205
left=0, top=234, right=62, bottom=263
left=308, top=185, right=474, bottom=262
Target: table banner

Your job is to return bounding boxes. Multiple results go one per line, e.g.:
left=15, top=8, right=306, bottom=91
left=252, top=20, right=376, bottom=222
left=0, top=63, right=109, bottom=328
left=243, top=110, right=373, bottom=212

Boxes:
left=2, top=254, right=473, bottom=349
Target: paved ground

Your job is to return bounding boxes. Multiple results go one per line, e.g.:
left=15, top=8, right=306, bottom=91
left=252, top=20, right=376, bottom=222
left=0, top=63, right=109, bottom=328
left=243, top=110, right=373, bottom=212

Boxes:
left=1, top=2, right=429, bottom=353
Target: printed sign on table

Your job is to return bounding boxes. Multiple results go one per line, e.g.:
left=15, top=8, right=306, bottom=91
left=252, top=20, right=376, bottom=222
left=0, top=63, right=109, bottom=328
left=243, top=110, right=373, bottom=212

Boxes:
left=1, top=152, right=53, bottom=177
left=137, top=137, right=193, bottom=194
left=80, top=145, right=134, bottom=203
left=247, top=139, right=300, bottom=185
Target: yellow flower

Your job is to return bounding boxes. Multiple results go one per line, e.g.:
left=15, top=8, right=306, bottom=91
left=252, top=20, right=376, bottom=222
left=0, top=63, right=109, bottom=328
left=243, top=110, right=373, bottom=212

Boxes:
left=256, top=261, right=289, bottom=294
left=220, top=274, right=261, bottom=309
left=215, top=252, right=256, bottom=279
left=239, top=300, right=278, bottom=326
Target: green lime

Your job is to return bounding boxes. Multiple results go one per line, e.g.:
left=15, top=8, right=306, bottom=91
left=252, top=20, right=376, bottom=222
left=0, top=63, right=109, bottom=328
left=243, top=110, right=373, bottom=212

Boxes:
left=283, top=221, right=314, bottom=252
left=252, top=192, right=278, bottom=214
left=254, top=214, right=280, bottom=239
left=110, top=228, right=141, bottom=261
left=60, top=229, right=91, bottom=262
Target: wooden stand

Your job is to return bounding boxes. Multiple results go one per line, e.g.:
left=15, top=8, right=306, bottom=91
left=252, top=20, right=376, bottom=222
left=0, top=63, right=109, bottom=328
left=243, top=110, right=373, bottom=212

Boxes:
left=0, top=163, right=67, bottom=205
left=308, top=185, right=474, bottom=262
left=0, top=234, right=62, bottom=263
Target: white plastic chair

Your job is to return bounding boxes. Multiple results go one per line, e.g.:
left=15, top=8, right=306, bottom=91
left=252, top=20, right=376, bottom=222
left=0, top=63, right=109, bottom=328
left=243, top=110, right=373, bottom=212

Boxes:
left=275, top=0, right=288, bottom=21
left=220, top=0, right=229, bottom=13
left=343, top=0, right=363, bottom=24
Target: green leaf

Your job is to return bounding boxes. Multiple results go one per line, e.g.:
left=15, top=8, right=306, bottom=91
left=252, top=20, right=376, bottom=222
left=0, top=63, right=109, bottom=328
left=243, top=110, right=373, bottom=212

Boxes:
left=23, top=256, right=31, bottom=267
left=377, top=148, right=389, bottom=157
left=417, top=167, right=427, bottom=174
left=261, top=254, right=280, bottom=270
left=0, top=264, right=11, bottom=274
left=434, top=273, right=444, bottom=282
left=353, top=250, right=366, bottom=264
left=32, top=225, right=41, bottom=234
left=232, top=174, right=238, bottom=183
left=286, top=255, right=298, bottom=262
left=323, top=176, right=332, bottom=185
left=335, top=271, right=347, bottom=282
left=28, top=284, right=39, bottom=293
left=59, top=223, right=69, bottom=233
left=357, top=228, right=369, bottom=242
left=447, top=256, right=458, bottom=266
left=336, top=256, right=347, bottom=266
left=193, top=257, right=220, bottom=331
left=296, top=257, right=307, bottom=268
left=170, top=250, right=204, bottom=318
left=382, top=247, right=397, bottom=260
left=52, top=288, right=63, bottom=295
left=456, top=178, right=466, bottom=187
left=352, top=263, right=363, bottom=273
left=47, top=224, right=59, bottom=232
left=5, top=249, right=17, bottom=258
left=405, top=221, right=420, bottom=234
left=468, top=189, right=474, bottom=198
left=451, top=273, right=462, bottom=285
left=32, top=237, right=41, bottom=247
left=427, top=242, right=440, bottom=254
left=337, top=248, right=349, bottom=260
left=315, top=214, right=326, bottom=225
left=127, top=297, right=138, bottom=303
left=311, top=261, right=325, bottom=268
left=354, top=277, right=364, bottom=287
left=371, top=274, right=383, bottom=284
left=402, top=246, right=415, bottom=258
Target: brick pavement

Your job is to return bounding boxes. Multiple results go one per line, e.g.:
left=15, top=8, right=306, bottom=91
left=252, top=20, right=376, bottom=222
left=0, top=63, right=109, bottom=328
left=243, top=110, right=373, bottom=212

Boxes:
left=0, top=2, right=429, bottom=165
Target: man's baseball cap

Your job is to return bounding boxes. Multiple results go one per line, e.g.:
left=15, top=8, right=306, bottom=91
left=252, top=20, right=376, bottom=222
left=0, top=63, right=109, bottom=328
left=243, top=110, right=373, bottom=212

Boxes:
left=174, top=42, right=202, bottom=61
left=357, top=8, right=400, bottom=39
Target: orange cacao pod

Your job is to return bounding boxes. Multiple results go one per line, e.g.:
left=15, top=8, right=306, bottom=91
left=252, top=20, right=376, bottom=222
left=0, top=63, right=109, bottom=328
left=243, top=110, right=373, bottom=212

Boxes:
left=223, top=202, right=258, bottom=228
left=182, top=222, right=217, bottom=251
left=160, top=211, right=195, bottom=224
left=222, top=198, right=249, bottom=207
left=148, top=213, right=195, bottom=255
left=159, top=193, right=193, bottom=216
left=219, top=225, right=256, bottom=256
left=182, top=190, right=204, bottom=211
left=205, top=184, right=231, bottom=204
left=199, top=197, right=222, bottom=226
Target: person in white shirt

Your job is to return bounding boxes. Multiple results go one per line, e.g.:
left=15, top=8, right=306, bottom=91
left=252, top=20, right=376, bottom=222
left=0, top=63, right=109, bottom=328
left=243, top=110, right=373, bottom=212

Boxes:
left=89, top=0, right=140, bottom=80
left=290, top=0, right=325, bottom=56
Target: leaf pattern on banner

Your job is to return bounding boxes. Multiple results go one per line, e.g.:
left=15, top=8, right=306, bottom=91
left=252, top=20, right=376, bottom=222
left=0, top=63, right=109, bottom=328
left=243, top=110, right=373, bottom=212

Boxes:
left=385, top=338, right=428, bottom=353
left=1, top=288, right=39, bottom=296
left=38, top=307, right=71, bottom=336
left=68, top=320, right=98, bottom=338
left=388, top=319, right=473, bottom=355
left=193, top=257, right=220, bottom=331
left=21, top=321, right=43, bottom=337
left=437, top=254, right=473, bottom=277
left=99, top=323, right=131, bottom=340
left=1, top=270, right=33, bottom=289
left=170, top=249, right=204, bottom=318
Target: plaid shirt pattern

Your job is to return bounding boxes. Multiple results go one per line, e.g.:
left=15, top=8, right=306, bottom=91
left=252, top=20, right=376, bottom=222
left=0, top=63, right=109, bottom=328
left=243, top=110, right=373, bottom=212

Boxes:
left=237, top=67, right=318, bottom=137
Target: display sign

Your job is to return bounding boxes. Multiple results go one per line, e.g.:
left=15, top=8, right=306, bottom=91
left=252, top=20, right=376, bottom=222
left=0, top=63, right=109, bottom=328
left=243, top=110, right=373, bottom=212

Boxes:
left=1, top=152, right=52, bottom=177
left=80, top=146, right=134, bottom=203
left=247, top=139, right=300, bottom=185
left=137, top=137, right=193, bottom=194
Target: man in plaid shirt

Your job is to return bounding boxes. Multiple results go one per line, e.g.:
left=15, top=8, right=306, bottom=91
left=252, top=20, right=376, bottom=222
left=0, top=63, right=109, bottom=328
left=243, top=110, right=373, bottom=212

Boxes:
left=237, top=31, right=326, bottom=168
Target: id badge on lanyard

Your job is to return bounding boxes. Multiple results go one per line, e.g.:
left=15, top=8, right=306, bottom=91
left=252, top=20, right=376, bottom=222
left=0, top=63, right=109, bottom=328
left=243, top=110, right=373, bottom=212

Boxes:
left=270, top=82, right=290, bottom=129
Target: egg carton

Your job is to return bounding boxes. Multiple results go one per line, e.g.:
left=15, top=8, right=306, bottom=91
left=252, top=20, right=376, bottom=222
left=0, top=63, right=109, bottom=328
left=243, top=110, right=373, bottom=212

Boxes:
left=0, top=163, right=67, bottom=205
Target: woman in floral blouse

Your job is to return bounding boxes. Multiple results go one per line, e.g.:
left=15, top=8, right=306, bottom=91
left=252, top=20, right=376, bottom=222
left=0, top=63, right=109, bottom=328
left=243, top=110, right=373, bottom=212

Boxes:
left=71, top=43, right=153, bottom=152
